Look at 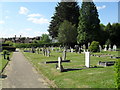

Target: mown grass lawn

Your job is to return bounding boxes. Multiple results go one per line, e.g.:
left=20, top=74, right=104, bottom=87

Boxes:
left=23, top=50, right=118, bottom=88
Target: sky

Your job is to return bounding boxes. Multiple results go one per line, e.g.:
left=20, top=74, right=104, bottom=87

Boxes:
left=0, top=0, right=119, bottom=38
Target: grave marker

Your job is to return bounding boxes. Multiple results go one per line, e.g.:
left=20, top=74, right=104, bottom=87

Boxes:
left=104, top=45, right=107, bottom=51
left=57, top=57, right=64, bottom=72
left=85, top=51, right=90, bottom=68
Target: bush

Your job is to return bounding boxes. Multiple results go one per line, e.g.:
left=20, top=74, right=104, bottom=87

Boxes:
left=14, top=42, right=63, bottom=48
left=2, top=46, right=16, bottom=51
left=114, top=59, right=120, bottom=89
left=89, top=41, right=100, bottom=52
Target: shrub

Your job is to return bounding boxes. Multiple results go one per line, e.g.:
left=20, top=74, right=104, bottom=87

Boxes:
left=2, top=46, right=16, bottom=51
left=89, top=41, right=100, bottom=52
left=114, top=59, right=120, bottom=89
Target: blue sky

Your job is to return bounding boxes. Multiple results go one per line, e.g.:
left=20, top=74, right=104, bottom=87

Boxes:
left=0, top=1, right=118, bottom=38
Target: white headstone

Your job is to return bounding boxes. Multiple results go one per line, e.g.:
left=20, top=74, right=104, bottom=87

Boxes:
left=71, top=48, right=74, bottom=53
left=113, top=45, right=117, bottom=51
left=57, top=57, right=62, bottom=70
left=99, top=45, right=102, bottom=52
left=104, top=45, right=107, bottom=51
left=85, top=52, right=90, bottom=68
left=62, top=50, right=66, bottom=60
left=108, top=45, right=111, bottom=51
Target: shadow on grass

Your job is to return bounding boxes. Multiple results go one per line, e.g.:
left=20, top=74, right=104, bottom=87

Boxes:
left=63, top=68, right=83, bottom=72
left=90, top=66, right=104, bottom=68
left=0, top=74, right=7, bottom=78
left=62, top=66, right=104, bottom=72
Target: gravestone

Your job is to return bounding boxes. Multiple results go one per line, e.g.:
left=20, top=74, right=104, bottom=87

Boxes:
left=108, top=45, right=112, bottom=51
left=51, top=46, right=54, bottom=51
left=62, top=49, right=66, bottom=60
left=104, top=45, right=107, bottom=51
left=47, top=48, right=50, bottom=57
left=32, top=47, right=35, bottom=53
left=74, top=45, right=79, bottom=53
left=99, top=45, right=102, bottom=52
left=85, top=51, right=90, bottom=68
left=43, top=48, right=45, bottom=56
left=45, top=49, right=47, bottom=56
left=78, top=47, right=81, bottom=53
left=56, top=57, right=64, bottom=72
left=113, top=45, right=117, bottom=51
left=71, top=48, right=74, bottom=53
left=88, top=42, right=90, bottom=48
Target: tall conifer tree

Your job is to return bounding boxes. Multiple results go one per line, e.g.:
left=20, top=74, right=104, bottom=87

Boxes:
left=77, top=0, right=100, bottom=45
left=48, top=0, right=79, bottom=38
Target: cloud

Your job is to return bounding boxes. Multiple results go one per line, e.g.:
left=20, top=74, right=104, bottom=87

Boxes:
left=27, top=13, right=42, bottom=17
left=25, top=28, right=32, bottom=31
left=97, top=5, right=106, bottom=10
left=27, top=17, right=49, bottom=24
left=5, top=16, right=9, bottom=19
left=19, top=7, right=29, bottom=15
left=0, top=20, right=5, bottom=24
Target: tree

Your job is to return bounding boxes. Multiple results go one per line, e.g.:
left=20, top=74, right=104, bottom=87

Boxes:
left=77, top=0, right=100, bottom=46
left=41, top=34, right=51, bottom=43
left=110, top=23, right=120, bottom=46
left=48, top=0, right=79, bottom=38
left=98, top=24, right=109, bottom=46
left=88, top=41, right=99, bottom=52
left=105, top=23, right=120, bottom=46
left=58, top=20, right=77, bottom=45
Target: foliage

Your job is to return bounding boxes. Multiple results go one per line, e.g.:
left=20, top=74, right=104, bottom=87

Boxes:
left=105, top=39, right=111, bottom=46
left=89, top=41, right=100, bottom=52
left=14, top=42, right=63, bottom=48
left=48, top=0, right=79, bottom=38
left=2, top=46, right=16, bottom=51
left=41, top=34, right=51, bottom=43
left=58, top=20, right=77, bottom=45
left=77, top=1, right=100, bottom=44
left=98, top=24, right=109, bottom=45
left=4, top=41, right=13, bottom=46
left=110, top=23, right=120, bottom=46
left=114, top=59, right=120, bottom=89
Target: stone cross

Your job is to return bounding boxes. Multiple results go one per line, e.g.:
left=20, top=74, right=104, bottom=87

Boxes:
left=85, top=51, right=90, bottom=68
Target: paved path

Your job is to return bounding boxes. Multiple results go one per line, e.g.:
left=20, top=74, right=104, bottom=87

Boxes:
left=2, top=51, right=49, bottom=88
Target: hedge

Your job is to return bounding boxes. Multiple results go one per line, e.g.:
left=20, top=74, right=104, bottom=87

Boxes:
left=2, top=46, right=16, bottom=51
left=14, top=43, right=63, bottom=48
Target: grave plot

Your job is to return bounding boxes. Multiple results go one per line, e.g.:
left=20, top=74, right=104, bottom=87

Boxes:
left=23, top=48, right=117, bottom=88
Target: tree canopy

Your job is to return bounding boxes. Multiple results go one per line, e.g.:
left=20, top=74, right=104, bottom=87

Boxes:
left=48, top=0, right=79, bottom=38
left=77, top=0, right=100, bottom=45
left=58, top=20, right=77, bottom=45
